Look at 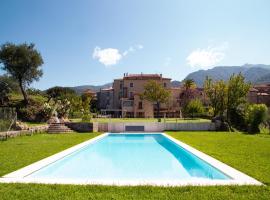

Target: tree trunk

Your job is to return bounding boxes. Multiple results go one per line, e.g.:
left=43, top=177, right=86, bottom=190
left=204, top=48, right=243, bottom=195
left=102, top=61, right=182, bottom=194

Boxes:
left=157, top=101, right=160, bottom=119
left=19, top=80, right=29, bottom=105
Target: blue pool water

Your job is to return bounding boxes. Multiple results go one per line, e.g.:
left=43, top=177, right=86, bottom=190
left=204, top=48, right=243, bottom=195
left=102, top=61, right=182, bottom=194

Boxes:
left=27, top=134, right=230, bottom=181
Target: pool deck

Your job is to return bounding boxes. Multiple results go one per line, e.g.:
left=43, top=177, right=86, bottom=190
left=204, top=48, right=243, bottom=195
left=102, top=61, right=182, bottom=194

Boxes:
left=0, top=132, right=262, bottom=186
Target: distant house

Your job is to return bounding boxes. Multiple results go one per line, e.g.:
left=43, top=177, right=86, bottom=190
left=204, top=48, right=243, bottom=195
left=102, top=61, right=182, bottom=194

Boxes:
left=82, top=89, right=96, bottom=98
left=248, top=84, right=270, bottom=107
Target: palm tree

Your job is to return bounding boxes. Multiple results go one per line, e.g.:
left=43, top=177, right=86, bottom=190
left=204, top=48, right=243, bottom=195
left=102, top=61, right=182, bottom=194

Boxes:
left=183, top=79, right=196, bottom=91
left=181, top=79, right=197, bottom=107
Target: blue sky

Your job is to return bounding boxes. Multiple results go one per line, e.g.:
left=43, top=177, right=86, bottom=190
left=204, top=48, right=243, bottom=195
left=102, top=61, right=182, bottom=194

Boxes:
left=0, top=0, right=270, bottom=90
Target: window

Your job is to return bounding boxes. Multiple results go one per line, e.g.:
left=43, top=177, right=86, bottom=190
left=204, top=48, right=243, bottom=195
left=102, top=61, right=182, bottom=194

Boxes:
left=130, top=82, right=134, bottom=87
left=138, top=101, right=143, bottom=109
left=164, top=83, right=167, bottom=87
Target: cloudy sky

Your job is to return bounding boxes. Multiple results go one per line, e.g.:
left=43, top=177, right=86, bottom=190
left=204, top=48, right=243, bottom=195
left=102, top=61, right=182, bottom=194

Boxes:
left=0, top=0, right=270, bottom=89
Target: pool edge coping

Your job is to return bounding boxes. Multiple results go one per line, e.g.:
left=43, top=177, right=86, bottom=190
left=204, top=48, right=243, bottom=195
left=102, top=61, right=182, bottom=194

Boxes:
left=0, top=132, right=263, bottom=186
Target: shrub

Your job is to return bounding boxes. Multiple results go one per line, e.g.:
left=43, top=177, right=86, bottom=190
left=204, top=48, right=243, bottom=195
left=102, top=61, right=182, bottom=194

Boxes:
left=259, top=123, right=270, bottom=134
left=81, top=114, right=91, bottom=122
left=246, top=104, right=268, bottom=134
left=16, top=98, right=48, bottom=122
left=183, top=99, right=205, bottom=118
left=229, top=104, right=248, bottom=131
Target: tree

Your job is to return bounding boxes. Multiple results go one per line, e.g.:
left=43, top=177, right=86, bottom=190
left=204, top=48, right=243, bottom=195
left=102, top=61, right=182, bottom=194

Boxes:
left=81, top=93, right=92, bottom=121
left=0, top=43, right=43, bottom=104
left=227, top=73, right=251, bottom=123
left=141, top=80, right=170, bottom=118
left=204, top=77, right=227, bottom=117
left=46, top=86, right=76, bottom=102
left=184, top=99, right=205, bottom=118
left=0, top=75, right=20, bottom=93
left=183, top=79, right=196, bottom=91
left=181, top=79, right=197, bottom=106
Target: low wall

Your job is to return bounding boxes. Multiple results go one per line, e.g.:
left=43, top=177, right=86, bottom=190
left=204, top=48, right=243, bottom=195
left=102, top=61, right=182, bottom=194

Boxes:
left=65, top=122, right=94, bottom=132
left=97, top=122, right=216, bottom=132
left=0, top=125, right=48, bottom=140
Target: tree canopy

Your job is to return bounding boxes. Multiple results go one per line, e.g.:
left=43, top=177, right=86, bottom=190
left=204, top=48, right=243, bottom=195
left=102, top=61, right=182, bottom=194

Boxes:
left=46, top=86, right=76, bottom=102
left=204, top=76, right=228, bottom=117
left=204, top=73, right=251, bottom=127
left=0, top=43, right=43, bottom=104
left=184, top=99, right=205, bottom=118
left=181, top=79, right=197, bottom=107
left=142, top=80, right=170, bottom=118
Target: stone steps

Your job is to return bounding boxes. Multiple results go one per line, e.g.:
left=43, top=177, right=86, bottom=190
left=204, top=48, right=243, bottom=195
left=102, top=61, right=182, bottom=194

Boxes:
left=47, top=123, right=73, bottom=133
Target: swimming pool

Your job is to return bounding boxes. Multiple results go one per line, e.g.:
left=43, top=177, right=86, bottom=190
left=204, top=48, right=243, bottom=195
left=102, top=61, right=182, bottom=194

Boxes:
left=1, top=133, right=261, bottom=186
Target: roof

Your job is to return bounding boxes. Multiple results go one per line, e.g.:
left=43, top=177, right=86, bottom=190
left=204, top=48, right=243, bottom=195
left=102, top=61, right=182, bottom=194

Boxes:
left=254, top=84, right=270, bottom=87
left=258, top=92, right=270, bottom=96
left=101, top=87, right=113, bottom=91
left=123, top=73, right=171, bottom=80
left=250, top=88, right=259, bottom=92
left=83, top=89, right=96, bottom=94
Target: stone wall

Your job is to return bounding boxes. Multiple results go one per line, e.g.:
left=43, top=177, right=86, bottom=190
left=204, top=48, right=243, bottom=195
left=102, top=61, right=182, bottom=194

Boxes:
left=65, top=122, right=94, bottom=132
left=0, top=125, right=48, bottom=140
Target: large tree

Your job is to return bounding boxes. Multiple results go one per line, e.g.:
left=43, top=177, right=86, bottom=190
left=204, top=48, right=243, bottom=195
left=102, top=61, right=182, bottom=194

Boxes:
left=141, top=80, right=170, bottom=118
left=227, top=73, right=251, bottom=122
left=0, top=43, right=43, bottom=104
left=204, top=77, right=228, bottom=117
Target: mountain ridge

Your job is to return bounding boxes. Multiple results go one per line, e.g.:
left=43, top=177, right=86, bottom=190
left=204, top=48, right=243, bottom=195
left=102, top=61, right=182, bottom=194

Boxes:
left=184, top=64, right=270, bottom=87
left=69, top=64, right=270, bottom=93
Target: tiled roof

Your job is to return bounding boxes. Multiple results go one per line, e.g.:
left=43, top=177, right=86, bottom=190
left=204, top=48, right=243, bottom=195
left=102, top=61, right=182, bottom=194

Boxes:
left=101, top=87, right=113, bottom=91
left=123, top=73, right=171, bottom=80
left=125, top=74, right=161, bottom=78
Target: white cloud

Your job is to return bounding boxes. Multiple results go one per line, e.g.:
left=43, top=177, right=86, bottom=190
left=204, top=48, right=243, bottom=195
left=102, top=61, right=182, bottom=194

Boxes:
left=186, top=43, right=228, bottom=69
left=92, top=47, right=122, bottom=66
left=92, top=44, right=144, bottom=66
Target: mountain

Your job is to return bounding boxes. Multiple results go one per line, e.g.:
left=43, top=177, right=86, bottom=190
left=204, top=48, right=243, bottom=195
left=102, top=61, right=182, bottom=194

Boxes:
left=171, top=80, right=181, bottom=87
left=69, top=83, right=112, bottom=94
left=184, top=64, right=270, bottom=87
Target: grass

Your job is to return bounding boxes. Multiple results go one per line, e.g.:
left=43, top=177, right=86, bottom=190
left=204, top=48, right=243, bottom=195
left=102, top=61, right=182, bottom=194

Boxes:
left=0, top=131, right=270, bottom=199
left=0, top=132, right=100, bottom=176
left=166, top=131, right=270, bottom=185
left=70, top=118, right=211, bottom=123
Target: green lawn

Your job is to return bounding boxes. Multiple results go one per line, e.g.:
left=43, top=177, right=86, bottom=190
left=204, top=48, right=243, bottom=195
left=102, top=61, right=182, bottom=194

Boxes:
left=0, top=133, right=100, bottom=176
left=0, top=131, right=270, bottom=200
left=70, top=118, right=211, bottom=123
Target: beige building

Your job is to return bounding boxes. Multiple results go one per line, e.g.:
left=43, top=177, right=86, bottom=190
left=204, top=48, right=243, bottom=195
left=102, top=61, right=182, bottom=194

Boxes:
left=98, top=73, right=182, bottom=118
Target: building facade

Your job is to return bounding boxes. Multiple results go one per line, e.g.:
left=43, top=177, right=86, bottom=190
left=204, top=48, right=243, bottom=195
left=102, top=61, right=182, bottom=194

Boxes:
left=248, top=84, right=270, bottom=107
left=98, top=73, right=182, bottom=118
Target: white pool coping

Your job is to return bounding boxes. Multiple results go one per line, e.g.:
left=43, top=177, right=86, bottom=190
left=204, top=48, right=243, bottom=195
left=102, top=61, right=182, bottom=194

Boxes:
left=0, top=132, right=262, bottom=186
